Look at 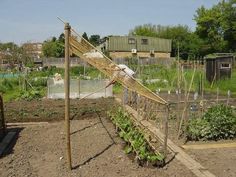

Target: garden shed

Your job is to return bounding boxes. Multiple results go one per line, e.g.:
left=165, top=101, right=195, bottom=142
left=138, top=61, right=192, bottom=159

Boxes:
left=205, top=55, right=233, bottom=82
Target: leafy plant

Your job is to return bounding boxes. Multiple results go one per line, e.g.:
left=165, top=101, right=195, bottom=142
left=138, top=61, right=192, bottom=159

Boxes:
left=19, top=89, right=43, bottom=101
left=108, top=107, right=165, bottom=165
left=187, top=104, right=236, bottom=140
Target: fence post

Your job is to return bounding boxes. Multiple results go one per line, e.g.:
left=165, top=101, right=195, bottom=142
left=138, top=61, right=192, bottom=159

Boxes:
left=78, top=78, right=80, bottom=99
left=64, top=22, right=72, bottom=170
left=164, top=104, right=169, bottom=157
left=0, top=96, right=5, bottom=135
left=227, top=90, right=231, bottom=105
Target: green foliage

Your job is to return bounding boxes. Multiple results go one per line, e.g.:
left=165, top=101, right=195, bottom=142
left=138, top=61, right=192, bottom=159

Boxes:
left=42, top=36, right=64, bottom=57
left=108, top=108, right=165, bottom=164
left=194, top=0, right=236, bottom=53
left=89, top=34, right=100, bottom=46
left=82, top=32, right=89, bottom=41
left=19, top=89, right=44, bottom=101
left=113, top=83, right=122, bottom=94
left=187, top=104, right=236, bottom=141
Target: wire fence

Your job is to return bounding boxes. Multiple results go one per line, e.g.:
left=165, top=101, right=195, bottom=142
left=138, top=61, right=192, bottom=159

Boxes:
left=47, top=78, right=113, bottom=99
left=122, top=88, right=236, bottom=141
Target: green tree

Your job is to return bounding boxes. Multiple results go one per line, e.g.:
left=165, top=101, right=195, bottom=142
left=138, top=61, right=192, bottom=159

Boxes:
left=42, top=35, right=64, bottom=58
left=58, top=33, right=65, bottom=44
left=89, top=34, right=100, bottom=46
left=82, top=32, right=89, bottom=41
left=194, top=0, right=236, bottom=53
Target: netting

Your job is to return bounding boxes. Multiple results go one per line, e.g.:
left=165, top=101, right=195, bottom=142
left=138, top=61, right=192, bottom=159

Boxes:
left=69, top=28, right=167, bottom=105
left=47, top=78, right=113, bottom=99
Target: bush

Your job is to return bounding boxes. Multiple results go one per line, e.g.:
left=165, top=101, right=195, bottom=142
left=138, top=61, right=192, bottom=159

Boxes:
left=186, top=104, right=236, bottom=141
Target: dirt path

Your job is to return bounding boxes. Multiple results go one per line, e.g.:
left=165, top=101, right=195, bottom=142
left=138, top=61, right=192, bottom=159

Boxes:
left=187, top=147, right=236, bottom=177
left=0, top=115, right=194, bottom=177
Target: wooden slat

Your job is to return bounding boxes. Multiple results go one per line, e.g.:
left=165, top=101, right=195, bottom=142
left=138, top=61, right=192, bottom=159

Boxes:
left=182, top=142, right=236, bottom=150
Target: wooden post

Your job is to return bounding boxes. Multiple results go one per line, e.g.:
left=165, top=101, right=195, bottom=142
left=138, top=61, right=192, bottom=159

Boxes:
left=216, top=87, right=219, bottom=104
left=164, top=105, right=169, bottom=157
left=0, top=95, right=6, bottom=134
left=64, top=22, right=72, bottom=170
left=227, top=90, right=231, bottom=105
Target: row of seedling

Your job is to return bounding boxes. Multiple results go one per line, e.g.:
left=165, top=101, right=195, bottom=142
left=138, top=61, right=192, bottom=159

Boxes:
left=108, top=107, right=165, bottom=166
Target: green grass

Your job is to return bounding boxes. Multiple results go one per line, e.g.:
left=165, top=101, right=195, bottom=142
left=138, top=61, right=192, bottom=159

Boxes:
left=134, top=64, right=236, bottom=95
left=1, top=64, right=235, bottom=102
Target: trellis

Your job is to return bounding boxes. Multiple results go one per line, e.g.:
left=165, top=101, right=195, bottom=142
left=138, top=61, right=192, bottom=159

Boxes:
left=62, top=22, right=170, bottom=169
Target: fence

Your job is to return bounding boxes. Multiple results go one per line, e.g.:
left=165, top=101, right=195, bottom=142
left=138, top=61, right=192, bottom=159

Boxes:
left=122, top=88, right=236, bottom=140
left=47, top=78, right=113, bottom=99
left=0, top=95, right=5, bottom=140
left=43, top=57, right=87, bottom=68
left=113, top=57, right=174, bottom=67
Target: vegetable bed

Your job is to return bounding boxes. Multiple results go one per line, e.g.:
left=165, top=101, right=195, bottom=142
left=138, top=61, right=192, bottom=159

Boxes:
left=108, top=107, right=165, bottom=166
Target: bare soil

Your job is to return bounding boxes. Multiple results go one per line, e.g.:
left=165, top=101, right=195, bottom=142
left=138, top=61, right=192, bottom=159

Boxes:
left=187, top=147, right=236, bottom=177
left=0, top=98, right=194, bottom=177
left=1, top=98, right=236, bottom=177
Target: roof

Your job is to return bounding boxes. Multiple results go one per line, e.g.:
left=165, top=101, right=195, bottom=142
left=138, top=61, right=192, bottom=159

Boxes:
left=107, top=36, right=171, bottom=52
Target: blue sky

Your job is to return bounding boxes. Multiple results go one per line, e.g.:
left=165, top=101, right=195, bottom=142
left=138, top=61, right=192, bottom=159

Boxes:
left=0, top=0, right=220, bottom=45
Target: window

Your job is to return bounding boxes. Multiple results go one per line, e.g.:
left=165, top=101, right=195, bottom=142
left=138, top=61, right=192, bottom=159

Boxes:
left=141, top=38, right=148, bottom=45
left=221, top=63, right=231, bottom=69
left=128, top=38, right=136, bottom=44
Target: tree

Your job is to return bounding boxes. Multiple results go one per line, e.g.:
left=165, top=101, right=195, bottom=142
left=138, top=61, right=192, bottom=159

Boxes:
left=130, top=24, right=203, bottom=59
left=0, top=42, right=33, bottom=68
left=42, top=35, right=64, bottom=58
left=194, top=0, right=236, bottom=53
left=89, top=35, right=100, bottom=46
left=82, top=32, right=89, bottom=41
left=58, top=33, right=65, bottom=44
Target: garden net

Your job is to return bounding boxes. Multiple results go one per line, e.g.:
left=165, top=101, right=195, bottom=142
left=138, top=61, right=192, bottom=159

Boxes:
left=69, top=28, right=167, bottom=105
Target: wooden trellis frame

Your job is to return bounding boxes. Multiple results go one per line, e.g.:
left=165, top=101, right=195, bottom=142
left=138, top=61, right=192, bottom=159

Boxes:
left=62, top=21, right=170, bottom=169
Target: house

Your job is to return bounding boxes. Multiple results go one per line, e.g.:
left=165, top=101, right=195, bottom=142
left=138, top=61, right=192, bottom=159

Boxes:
left=22, top=42, right=43, bottom=59
left=100, top=36, right=172, bottom=59
left=205, top=55, right=234, bottom=82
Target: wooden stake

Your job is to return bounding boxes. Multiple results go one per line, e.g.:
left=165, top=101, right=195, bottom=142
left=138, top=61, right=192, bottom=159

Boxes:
left=177, top=67, right=196, bottom=139
left=64, top=22, right=72, bottom=170
left=0, top=95, right=6, bottom=134
left=164, top=105, right=170, bottom=157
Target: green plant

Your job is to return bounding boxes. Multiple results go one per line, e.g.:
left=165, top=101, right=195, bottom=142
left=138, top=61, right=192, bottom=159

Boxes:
left=19, top=89, right=44, bottom=101
left=108, top=107, right=165, bottom=165
left=187, top=104, right=236, bottom=140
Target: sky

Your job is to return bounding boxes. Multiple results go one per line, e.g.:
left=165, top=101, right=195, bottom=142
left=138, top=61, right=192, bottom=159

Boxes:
left=0, top=0, right=221, bottom=45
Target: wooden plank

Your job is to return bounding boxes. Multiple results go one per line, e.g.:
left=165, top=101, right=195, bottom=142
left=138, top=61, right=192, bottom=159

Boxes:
left=0, top=131, right=17, bottom=156
left=182, top=142, right=236, bottom=150
left=7, top=122, right=49, bottom=126
left=115, top=97, right=216, bottom=177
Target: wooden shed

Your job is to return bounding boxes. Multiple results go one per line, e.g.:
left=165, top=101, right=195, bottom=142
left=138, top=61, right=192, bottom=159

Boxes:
left=205, top=55, right=233, bottom=82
